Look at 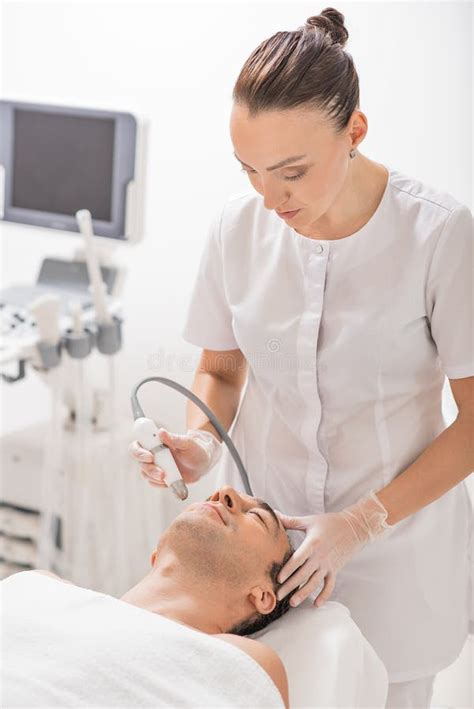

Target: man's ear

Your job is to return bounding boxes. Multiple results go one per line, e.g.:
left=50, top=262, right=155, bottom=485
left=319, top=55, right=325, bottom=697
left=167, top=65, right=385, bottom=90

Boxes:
left=248, top=585, right=277, bottom=615
left=150, top=550, right=158, bottom=567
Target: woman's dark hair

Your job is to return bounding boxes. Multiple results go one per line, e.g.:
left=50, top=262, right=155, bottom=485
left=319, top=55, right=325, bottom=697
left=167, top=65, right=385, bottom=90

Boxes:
left=228, top=543, right=298, bottom=637
left=232, top=7, right=359, bottom=134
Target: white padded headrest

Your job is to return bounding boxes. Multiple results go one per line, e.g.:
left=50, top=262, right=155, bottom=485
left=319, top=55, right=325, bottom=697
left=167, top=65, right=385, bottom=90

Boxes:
left=251, top=600, right=388, bottom=708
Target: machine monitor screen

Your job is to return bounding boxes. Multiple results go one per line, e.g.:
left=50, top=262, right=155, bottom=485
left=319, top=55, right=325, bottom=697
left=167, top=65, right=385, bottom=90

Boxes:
left=0, top=101, right=137, bottom=240
left=13, top=110, right=115, bottom=221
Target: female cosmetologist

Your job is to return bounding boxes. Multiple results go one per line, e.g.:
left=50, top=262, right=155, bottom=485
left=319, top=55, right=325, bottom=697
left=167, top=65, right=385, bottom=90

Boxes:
left=131, top=8, right=473, bottom=707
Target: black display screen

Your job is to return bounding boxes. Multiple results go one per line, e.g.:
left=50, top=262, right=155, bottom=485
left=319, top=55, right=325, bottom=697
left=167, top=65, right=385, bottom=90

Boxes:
left=12, top=109, right=115, bottom=221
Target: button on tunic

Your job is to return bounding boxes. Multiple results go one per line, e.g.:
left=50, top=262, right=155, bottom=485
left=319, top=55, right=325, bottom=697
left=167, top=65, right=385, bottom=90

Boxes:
left=182, top=166, right=473, bottom=682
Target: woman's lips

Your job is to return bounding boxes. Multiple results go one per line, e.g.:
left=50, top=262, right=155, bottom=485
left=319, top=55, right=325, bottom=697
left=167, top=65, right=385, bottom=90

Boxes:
left=276, top=208, right=301, bottom=220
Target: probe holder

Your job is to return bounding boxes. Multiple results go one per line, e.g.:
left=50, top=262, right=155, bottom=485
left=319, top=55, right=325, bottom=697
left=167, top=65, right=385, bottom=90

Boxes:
left=96, top=316, right=122, bottom=355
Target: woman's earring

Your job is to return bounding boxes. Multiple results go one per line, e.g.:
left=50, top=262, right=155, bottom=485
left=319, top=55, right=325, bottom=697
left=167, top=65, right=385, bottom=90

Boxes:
left=349, top=149, right=356, bottom=159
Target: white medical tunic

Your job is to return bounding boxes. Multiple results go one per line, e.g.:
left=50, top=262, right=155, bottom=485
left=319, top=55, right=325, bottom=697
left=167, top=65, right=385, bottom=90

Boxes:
left=182, top=166, right=473, bottom=682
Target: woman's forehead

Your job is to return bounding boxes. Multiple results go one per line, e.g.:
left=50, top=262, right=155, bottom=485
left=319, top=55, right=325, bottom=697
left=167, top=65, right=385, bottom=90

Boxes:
left=230, top=106, right=333, bottom=160
left=230, top=103, right=328, bottom=135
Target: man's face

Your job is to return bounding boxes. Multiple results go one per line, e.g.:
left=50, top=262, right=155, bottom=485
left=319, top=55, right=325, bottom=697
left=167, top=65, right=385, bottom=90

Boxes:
left=156, top=486, right=290, bottom=592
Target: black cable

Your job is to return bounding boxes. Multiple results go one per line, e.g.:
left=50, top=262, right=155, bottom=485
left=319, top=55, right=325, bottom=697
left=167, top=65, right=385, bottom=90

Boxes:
left=131, top=376, right=252, bottom=495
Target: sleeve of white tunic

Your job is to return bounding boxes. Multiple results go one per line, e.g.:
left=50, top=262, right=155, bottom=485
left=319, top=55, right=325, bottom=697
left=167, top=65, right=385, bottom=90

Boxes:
left=182, top=206, right=239, bottom=351
left=426, top=203, right=474, bottom=378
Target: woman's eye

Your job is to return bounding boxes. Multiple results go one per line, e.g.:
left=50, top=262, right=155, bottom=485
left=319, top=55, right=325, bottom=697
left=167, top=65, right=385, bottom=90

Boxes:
left=240, top=167, right=306, bottom=181
left=284, top=172, right=306, bottom=181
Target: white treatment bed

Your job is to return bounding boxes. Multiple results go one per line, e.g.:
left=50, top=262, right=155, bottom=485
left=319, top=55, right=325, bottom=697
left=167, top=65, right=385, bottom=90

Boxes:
left=251, top=599, right=388, bottom=707
left=2, top=570, right=387, bottom=708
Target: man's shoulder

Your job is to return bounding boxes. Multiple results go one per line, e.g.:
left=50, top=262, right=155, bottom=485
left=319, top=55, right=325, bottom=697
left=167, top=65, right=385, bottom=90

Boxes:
left=217, top=634, right=288, bottom=707
left=33, top=569, right=74, bottom=585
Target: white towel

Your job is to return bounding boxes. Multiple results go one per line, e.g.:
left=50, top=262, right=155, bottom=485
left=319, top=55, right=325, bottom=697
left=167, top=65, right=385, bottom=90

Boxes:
left=1, top=571, right=284, bottom=708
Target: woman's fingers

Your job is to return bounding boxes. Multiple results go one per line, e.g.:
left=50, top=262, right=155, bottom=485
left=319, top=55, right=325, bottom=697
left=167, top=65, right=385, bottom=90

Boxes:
left=277, top=569, right=305, bottom=601
left=277, top=513, right=307, bottom=532
left=158, top=429, right=190, bottom=451
left=130, top=441, right=166, bottom=478
left=288, top=567, right=327, bottom=607
left=129, top=440, right=153, bottom=462
left=277, top=539, right=314, bottom=584
left=276, top=558, right=320, bottom=600
left=141, top=474, right=168, bottom=488
left=314, top=571, right=336, bottom=607
left=140, top=462, right=164, bottom=476
left=131, top=439, right=168, bottom=487
left=140, top=467, right=164, bottom=479
left=140, top=469, right=167, bottom=487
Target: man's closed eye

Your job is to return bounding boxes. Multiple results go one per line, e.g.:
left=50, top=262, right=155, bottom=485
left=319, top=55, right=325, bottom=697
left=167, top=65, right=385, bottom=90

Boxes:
left=248, top=509, right=268, bottom=531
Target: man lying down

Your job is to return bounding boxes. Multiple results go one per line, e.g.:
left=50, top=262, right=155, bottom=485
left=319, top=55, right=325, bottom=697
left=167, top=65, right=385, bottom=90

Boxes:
left=1, top=486, right=297, bottom=708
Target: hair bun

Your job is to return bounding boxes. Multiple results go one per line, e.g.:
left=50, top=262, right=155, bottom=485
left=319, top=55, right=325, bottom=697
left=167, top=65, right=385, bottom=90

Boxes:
left=305, top=7, right=349, bottom=47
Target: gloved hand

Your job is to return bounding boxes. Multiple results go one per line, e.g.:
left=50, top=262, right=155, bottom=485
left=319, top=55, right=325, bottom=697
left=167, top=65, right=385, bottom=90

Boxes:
left=276, top=491, right=394, bottom=608
left=129, top=428, right=222, bottom=487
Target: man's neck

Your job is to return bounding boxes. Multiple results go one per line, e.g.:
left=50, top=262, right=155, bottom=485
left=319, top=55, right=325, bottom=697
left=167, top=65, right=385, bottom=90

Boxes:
left=120, top=561, right=236, bottom=636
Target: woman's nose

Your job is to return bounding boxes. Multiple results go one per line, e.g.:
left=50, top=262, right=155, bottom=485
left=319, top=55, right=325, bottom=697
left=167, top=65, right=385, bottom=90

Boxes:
left=263, top=191, right=283, bottom=211
left=261, top=181, right=288, bottom=211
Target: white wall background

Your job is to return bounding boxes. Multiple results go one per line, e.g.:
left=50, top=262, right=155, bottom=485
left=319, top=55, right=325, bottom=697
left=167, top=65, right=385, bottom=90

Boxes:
left=0, top=1, right=472, bottom=703
left=1, top=0, right=472, bottom=429
left=1, top=0, right=472, bottom=556
left=1, top=0, right=472, bottom=550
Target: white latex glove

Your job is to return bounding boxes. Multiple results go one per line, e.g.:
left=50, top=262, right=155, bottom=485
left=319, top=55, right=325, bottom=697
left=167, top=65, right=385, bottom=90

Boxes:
left=129, top=428, right=222, bottom=487
left=276, top=490, right=394, bottom=608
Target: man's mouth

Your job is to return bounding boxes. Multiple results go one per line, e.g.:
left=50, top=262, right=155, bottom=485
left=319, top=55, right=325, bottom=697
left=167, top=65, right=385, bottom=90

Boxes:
left=202, top=502, right=226, bottom=524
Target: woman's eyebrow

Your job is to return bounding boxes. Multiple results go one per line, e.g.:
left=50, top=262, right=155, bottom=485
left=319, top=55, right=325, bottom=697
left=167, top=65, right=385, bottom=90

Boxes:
left=233, top=152, right=308, bottom=171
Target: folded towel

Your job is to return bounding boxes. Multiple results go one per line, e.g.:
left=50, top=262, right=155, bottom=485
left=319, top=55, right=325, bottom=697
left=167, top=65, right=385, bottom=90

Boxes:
left=1, top=571, right=283, bottom=708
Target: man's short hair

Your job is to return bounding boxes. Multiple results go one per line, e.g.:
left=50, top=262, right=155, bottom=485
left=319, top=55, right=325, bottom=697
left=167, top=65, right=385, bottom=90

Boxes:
left=228, top=541, right=297, bottom=636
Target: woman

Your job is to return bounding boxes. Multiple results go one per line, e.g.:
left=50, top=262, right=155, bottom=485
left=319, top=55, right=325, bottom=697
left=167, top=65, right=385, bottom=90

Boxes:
left=131, top=8, right=473, bottom=707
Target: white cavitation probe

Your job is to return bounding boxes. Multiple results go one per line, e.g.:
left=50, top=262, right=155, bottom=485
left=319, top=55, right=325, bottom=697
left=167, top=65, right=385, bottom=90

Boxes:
left=132, top=416, right=189, bottom=501
left=131, top=377, right=252, bottom=501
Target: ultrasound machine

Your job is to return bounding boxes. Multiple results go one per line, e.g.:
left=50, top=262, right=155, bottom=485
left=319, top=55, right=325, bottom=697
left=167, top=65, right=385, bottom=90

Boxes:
left=0, top=100, right=144, bottom=580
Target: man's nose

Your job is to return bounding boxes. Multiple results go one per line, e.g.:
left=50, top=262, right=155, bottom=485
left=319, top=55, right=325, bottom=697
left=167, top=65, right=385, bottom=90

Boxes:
left=217, top=486, right=242, bottom=513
